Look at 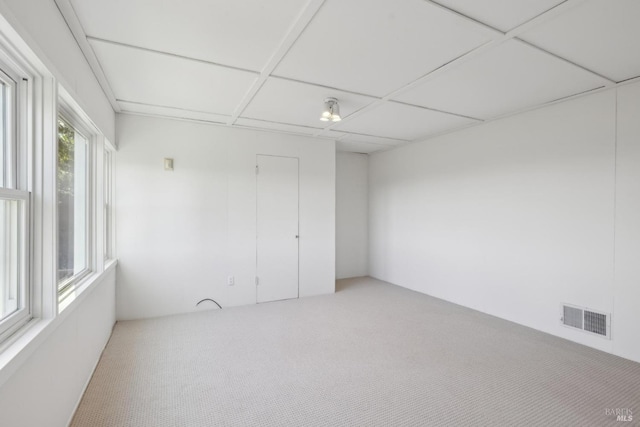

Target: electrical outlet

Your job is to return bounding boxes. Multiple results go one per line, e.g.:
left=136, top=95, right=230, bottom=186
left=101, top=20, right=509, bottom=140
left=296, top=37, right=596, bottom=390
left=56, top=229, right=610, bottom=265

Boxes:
left=227, top=276, right=234, bottom=286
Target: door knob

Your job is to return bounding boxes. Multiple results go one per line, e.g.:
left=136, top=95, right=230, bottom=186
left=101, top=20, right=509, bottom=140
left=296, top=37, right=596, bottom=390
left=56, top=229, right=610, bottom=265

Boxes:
left=295, top=235, right=299, bottom=238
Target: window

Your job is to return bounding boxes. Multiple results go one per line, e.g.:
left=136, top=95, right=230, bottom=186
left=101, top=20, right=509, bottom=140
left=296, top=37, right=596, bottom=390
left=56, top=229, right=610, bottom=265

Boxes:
left=104, top=148, right=113, bottom=261
left=0, top=193, right=29, bottom=339
left=57, top=114, right=90, bottom=302
left=0, top=24, right=116, bottom=352
left=0, top=23, right=116, bottom=352
left=0, top=60, right=30, bottom=342
left=0, top=66, right=16, bottom=187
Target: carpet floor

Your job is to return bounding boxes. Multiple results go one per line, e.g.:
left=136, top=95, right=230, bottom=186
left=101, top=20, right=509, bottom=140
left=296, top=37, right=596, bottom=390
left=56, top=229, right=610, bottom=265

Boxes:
left=71, top=277, right=640, bottom=426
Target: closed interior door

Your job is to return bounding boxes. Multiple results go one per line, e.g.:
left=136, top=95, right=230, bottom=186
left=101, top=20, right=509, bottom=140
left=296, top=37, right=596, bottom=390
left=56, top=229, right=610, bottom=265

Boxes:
left=256, top=155, right=299, bottom=303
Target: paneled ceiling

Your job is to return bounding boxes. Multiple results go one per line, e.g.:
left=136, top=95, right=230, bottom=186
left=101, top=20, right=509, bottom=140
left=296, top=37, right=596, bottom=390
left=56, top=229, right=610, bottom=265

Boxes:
left=57, top=0, right=640, bottom=153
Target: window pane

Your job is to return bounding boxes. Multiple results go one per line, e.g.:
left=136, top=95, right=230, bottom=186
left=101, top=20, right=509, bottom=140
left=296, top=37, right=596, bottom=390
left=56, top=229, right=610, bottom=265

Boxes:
left=0, top=197, right=23, bottom=322
left=57, top=118, right=88, bottom=286
left=104, top=150, right=111, bottom=260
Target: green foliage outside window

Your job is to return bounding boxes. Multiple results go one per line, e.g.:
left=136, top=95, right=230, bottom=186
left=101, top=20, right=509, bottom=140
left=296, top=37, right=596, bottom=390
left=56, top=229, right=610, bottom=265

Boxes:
left=57, top=119, right=74, bottom=198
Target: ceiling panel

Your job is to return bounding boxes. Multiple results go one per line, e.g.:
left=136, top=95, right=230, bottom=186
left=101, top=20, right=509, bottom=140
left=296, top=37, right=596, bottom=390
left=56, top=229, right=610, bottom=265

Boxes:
left=336, top=140, right=389, bottom=154
left=90, top=39, right=258, bottom=115
left=241, top=77, right=376, bottom=129
left=66, top=0, right=640, bottom=148
left=234, top=118, right=322, bottom=136
left=339, top=133, right=407, bottom=146
left=70, top=0, right=306, bottom=71
left=393, top=40, right=609, bottom=120
left=433, top=0, right=565, bottom=32
left=335, top=102, right=478, bottom=141
left=274, top=0, right=493, bottom=97
left=520, top=0, right=640, bottom=82
left=324, top=130, right=349, bottom=140
left=118, top=101, right=229, bottom=124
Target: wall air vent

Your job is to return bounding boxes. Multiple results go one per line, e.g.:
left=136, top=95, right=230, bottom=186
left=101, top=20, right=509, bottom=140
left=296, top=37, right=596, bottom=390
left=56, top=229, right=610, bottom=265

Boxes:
left=563, top=305, right=583, bottom=329
left=561, top=304, right=610, bottom=339
left=584, top=310, right=608, bottom=336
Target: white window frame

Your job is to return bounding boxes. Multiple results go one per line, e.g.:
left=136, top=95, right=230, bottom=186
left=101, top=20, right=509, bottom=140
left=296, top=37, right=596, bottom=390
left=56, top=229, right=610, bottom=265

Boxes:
left=56, top=103, right=94, bottom=306
left=0, top=188, right=29, bottom=343
left=0, top=54, right=31, bottom=344
left=0, top=6, right=117, bottom=367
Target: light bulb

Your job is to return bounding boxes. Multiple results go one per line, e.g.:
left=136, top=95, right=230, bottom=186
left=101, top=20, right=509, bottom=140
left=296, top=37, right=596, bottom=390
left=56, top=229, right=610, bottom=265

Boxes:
left=320, top=97, right=341, bottom=123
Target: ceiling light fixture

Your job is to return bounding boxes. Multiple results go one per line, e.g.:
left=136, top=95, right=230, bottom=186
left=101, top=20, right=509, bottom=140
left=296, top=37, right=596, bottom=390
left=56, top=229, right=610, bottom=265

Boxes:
left=320, top=97, right=342, bottom=122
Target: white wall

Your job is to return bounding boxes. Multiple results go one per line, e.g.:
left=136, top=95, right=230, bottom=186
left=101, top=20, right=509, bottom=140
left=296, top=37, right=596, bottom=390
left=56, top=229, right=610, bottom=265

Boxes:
left=116, top=114, right=335, bottom=320
left=336, top=152, right=368, bottom=279
left=370, top=85, right=640, bottom=362
left=613, top=82, right=640, bottom=362
left=0, top=2, right=117, bottom=426
left=0, top=268, right=116, bottom=427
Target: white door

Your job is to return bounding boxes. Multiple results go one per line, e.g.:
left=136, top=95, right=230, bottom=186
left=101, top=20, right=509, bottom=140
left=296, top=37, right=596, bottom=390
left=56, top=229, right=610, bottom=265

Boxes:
left=256, top=155, right=299, bottom=303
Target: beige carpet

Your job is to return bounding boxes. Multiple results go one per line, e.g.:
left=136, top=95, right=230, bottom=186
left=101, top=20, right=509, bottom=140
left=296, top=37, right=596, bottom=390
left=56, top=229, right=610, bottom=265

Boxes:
left=71, top=277, right=640, bottom=426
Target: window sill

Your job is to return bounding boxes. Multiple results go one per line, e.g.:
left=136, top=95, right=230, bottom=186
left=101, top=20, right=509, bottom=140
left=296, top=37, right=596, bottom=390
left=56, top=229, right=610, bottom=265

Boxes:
left=0, top=260, right=117, bottom=388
